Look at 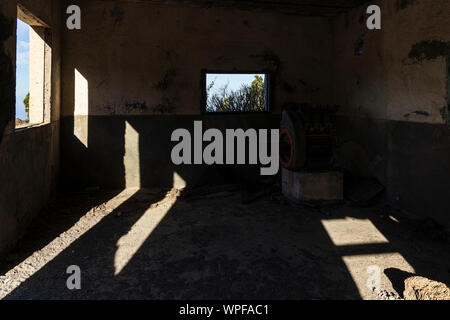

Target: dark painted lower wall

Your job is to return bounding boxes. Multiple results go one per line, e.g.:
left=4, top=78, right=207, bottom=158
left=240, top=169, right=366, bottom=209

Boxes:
left=0, top=122, right=59, bottom=258
left=336, top=115, right=450, bottom=229
left=61, top=114, right=281, bottom=190
left=62, top=113, right=450, bottom=229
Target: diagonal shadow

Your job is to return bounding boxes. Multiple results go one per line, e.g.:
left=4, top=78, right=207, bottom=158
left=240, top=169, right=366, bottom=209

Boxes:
left=4, top=187, right=170, bottom=299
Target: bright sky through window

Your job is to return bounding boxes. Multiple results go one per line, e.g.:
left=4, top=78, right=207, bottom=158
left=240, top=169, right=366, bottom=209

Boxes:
left=205, top=73, right=267, bottom=112
left=16, top=18, right=30, bottom=121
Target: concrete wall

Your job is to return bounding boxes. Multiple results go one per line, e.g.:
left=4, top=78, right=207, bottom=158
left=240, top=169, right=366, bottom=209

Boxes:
left=332, top=0, right=450, bottom=227
left=0, top=0, right=61, bottom=258
left=29, top=26, right=45, bottom=124
left=61, top=0, right=334, bottom=189
left=56, top=0, right=449, bottom=229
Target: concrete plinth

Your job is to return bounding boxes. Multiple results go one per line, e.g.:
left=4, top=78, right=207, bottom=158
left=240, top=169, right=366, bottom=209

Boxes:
left=282, top=168, right=343, bottom=202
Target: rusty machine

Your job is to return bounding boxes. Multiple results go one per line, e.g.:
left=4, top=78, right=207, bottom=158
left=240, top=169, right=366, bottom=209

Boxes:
left=279, top=104, right=342, bottom=201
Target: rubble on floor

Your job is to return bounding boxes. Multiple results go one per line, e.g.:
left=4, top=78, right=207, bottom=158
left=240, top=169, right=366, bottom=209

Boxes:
left=404, top=276, right=450, bottom=300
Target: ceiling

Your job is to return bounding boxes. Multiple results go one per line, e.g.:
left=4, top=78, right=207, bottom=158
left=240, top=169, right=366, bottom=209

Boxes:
left=135, top=0, right=372, bottom=16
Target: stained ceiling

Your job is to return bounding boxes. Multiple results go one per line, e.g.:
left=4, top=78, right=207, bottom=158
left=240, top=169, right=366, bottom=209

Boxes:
left=117, top=0, right=372, bottom=16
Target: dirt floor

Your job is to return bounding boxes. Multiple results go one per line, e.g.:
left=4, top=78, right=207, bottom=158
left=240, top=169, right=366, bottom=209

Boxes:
left=1, top=185, right=449, bottom=300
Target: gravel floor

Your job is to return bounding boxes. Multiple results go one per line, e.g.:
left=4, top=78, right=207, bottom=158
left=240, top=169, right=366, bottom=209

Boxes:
left=1, top=186, right=449, bottom=300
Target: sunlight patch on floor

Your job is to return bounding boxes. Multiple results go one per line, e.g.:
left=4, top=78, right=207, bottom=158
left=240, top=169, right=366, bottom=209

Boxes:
left=321, top=218, right=389, bottom=246
left=321, top=217, right=415, bottom=299
left=0, top=188, right=137, bottom=299
left=342, top=253, right=415, bottom=299
left=114, top=189, right=179, bottom=275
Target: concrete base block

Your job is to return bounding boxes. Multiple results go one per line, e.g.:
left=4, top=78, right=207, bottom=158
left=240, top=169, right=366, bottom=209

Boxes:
left=282, top=168, right=343, bottom=202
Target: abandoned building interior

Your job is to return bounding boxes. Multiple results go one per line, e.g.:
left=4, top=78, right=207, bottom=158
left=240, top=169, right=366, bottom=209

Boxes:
left=0, top=0, right=450, bottom=300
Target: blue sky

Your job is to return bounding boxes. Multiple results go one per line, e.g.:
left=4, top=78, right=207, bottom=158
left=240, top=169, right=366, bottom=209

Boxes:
left=206, top=73, right=265, bottom=97
left=16, top=19, right=29, bottom=120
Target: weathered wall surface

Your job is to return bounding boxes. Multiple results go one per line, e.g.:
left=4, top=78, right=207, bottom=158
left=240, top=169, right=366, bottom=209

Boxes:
left=59, top=0, right=450, bottom=227
left=61, top=0, right=333, bottom=189
left=332, top=0, right=450, bottom=227
left=0, top=0, right=61, bottom=258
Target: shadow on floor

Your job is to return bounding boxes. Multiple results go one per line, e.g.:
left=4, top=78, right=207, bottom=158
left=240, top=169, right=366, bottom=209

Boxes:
left=1, top=186, right=450, bottom=299
left=0, top=190, right=120, bottom=275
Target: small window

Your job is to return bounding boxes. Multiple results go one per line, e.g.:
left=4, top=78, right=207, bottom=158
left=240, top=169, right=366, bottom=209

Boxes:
left=203, top=72, right=270, bottom=113
left=15, top=18, right=30, bottom=128
left=15, top=5, right=51, bottom=129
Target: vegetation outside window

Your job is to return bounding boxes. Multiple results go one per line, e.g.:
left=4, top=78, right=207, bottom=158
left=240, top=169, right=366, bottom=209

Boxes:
left=203, top=72, right=270, bottom=113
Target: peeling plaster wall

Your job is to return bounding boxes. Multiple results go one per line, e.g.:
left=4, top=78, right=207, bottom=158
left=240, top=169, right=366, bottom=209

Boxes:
left=61, top=0, right=333, bottom=189
left=62, top=0, right=333, bottom=117
left=332, top=0, right=450, bottom=228
left=334, top=0, right=449, bottom=123
left=0, top=0, right=61, bottom=258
